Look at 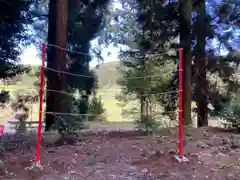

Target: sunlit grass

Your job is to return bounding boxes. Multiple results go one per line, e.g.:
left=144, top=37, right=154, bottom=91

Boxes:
left=0, top=84, right=132, bottom=124
left=0, top=84, right=222, bottom=128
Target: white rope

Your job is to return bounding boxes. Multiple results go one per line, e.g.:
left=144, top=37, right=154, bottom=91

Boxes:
left=41, top=110, right=178, bottom=117
left=43, top=65, right=179, bottom=79
left=45, top=88, right=179, bottom=97
left=46, top=43, right=179, bottom=58
left=47, top=44, right=95, bottom=56
left=0, top=85, right=180, bottom=97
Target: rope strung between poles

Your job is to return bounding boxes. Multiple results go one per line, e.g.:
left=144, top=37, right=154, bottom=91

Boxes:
left=43, top=66, right=180, bottom=79
left=39, top=110, right=178, bottom=117
left=46, top=43, right=180, bottom=58
left=35, top=43, right=186, bottom=166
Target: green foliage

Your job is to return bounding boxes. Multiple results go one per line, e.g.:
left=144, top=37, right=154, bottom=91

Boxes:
left=221, top=99, right=240, bottom=131
left=96, top=0, right=139, bottom=48
left=97, top=0, right=239, bottom=128
left=96, top=0, right=239, bottom=128
left=42, top=0, right=110, bottom=130
left=135, top=115, right=162, bottom=134
left=11, top=88, right=39, bottom=132
left=54, top=91, right=86, bottom=134
left=118, top=54, right=175, bottom=97
left=0, top=65, right=41, bottom=131
left=88, top=96, right=106, bottom=121
left=0, top=0, right=34, bottom=79
left=94, top=62, right=120, bottom=88
left=61, top=0, right=111, bottom=131
left=0, top=65, right=40, bottom=111
left=66, top=0, right=110, bottom=94
left=114, top=0, right=179, bottom=131
left=0, top=90, right=10, bottom=108
left=117, top=49, right=175, bottom=132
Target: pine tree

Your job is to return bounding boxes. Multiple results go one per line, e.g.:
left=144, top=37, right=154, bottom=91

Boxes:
left=194, top=0, right=209, bottom=126
left=0, top=0, right=35, bottom=106
left=0, top=0, right=33, bottom=79
left=45, top=0, right=110, bottom=130
left=115, top=0, right=177, bottom=133
left=45, top=0, right=57, bottom=131
left=85, top=0, right=239, bottom=129
left=197, top=0, right=240, bottom=127
left=88, top=95, right=106, bottom=121
left=178, top=0, right=193, bottom=125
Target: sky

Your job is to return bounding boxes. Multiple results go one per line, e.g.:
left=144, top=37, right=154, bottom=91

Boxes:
left=20, top=37, right=229, bottom=68
left=20, top=0, right=123, bottom=67
left=19, top=0, right=237, bottom=67
left=20, top=40, right=121, bottom=68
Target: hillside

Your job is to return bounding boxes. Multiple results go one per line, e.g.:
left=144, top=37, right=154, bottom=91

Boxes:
left=93, top=61, right=121, bottom=88
left=93, top=61, right=128, bottom=121
left=0, top=62, right=126, bottom=123
left=0, top=62, right=122, bottom=88
left=7, top=62, right=239, bottom=89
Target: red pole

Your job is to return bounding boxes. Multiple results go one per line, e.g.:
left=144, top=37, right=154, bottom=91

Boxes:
left=179, top=48, right=183, bottom=158
left=36, top=43, right=46, bottom=166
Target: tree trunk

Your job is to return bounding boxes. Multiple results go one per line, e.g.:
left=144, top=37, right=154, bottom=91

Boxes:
left=54, top=0, right=68, bottom=113
left=45, top=0, right=57, bottom=131
left=195, top=1, right=208, bottom=127
left=140, top=94, right=148, bottom=133
left=179, top=0, right=192, bottom=125
left=45, top=0, right=68, bottom=131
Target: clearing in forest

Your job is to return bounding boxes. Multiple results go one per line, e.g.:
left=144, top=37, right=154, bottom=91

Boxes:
left=0, top=127, right=240, bottom=180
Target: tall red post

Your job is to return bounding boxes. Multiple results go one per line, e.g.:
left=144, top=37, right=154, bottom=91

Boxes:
left=36, top=43, right=46, bottom=166
left=179, top=48, right=183, bottom=157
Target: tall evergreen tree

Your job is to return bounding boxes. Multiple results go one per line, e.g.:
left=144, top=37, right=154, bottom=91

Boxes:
left=194, top=0, right=209, bottom=126
left=45, top=0, right=57, bottom=131
left=115, top=0, right=179, bottom=132
left=45, top=0, right=109, bottom=131
left=178, top=0, right=193, bottom=125
left=0, top=0, right=34, bottom=79
left=74, top=0, right=239, bottom=129
left=193, top=0, right=239, bottom=126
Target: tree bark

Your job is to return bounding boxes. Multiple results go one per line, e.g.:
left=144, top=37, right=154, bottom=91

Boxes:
left=179, top=0, right=192, bottom=125
left=140, top=94, right=148, bottom=133
left=195, top=0, right=208, bottom=127
left=45, top=0, right=68, bottom=131
left=55, top=0, right=68, bottom=114
left=45, top=0, right=57, bottom=131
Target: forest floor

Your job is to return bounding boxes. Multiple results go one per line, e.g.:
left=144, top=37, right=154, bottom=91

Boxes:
left=0, top=126, right=240, bottom=180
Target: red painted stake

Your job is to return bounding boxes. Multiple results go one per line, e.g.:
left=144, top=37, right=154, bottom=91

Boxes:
left=0, top=125, right=4, bottom=136
left=179, top=48, right=183, bottom=157
left=36, top=43, right=46, bottom=166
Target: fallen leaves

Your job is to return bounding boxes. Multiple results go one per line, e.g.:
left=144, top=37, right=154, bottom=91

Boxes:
left=197, top=141, right=212, bottom=149
left=150, top=150, right=164, bottom=157
left=141, top=168, right=148, bottom=173
left=0, top=127, right=239, bottom=180
left=87, top=154, right=97, bottom=165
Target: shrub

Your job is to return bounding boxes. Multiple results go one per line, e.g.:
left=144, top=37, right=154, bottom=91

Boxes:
left=135, top=115, right=162, bottom=134
left=0, top=90, right=10, bottom=107
left=221, top=99, right=240, bottom=131
left=11, top=88, right=38, bottom=133
left=56, top=94, right=86, bottom=133
left=88, top=96, right=106, bottom=121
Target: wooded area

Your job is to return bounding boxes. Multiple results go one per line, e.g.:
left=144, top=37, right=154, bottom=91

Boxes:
left=0, top=0, right=239, bottom=131
left=0, top=0, right=240, bottom=179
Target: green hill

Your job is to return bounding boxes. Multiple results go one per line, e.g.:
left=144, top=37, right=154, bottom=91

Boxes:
left=93, top=61, right=127, bottom=122
left=93, top=61, right=121, bottom=88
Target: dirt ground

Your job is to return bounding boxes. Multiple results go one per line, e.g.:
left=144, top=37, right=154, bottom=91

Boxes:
left=0, top=127, right=240, bottom=180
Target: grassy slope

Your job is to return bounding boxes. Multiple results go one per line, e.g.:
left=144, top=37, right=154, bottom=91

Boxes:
left=0, top=85, right=41, bottom=124
left=93, top=61, right=134, bottom=122
left=0, top=62, right=129, bottom=124
left=2, top=61, right=237, bottom=125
